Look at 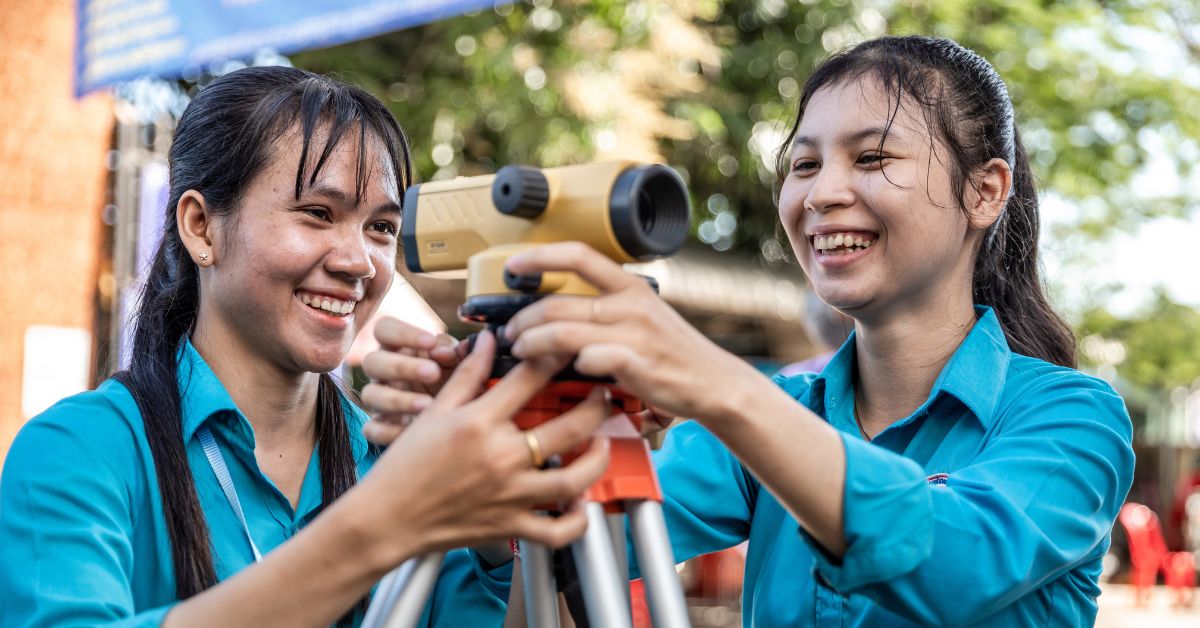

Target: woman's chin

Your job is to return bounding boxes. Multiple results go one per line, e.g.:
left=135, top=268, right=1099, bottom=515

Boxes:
left=811, top=287, right=869, bottom=314
left=294, top=347, right=352, bottom=375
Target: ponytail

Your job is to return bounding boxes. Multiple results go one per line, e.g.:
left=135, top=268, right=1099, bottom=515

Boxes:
left=115, top=228, right=214, bottom=596
left=972, top=126, right=1076, bottom=367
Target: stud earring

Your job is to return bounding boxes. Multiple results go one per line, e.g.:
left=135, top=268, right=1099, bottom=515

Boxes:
left=199, top=252, right=209, bottom=261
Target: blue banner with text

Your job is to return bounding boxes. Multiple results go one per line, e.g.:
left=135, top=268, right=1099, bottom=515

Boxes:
left=77, top=0, right=504, bottom=95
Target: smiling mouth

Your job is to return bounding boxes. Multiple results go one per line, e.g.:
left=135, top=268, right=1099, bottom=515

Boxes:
left=811, top=231, right=877, bottom=255
left=297, top=291, right=357, bottom=316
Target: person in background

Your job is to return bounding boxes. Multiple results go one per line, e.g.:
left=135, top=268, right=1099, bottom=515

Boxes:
left=777, top=286, right=854, bottom=377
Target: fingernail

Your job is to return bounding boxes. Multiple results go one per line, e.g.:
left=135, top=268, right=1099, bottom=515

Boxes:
left=412, top=396, right=431, bottom=412
left=473, top=329, right=493, bottom=352
left=418, top=362, right=439, bottom=380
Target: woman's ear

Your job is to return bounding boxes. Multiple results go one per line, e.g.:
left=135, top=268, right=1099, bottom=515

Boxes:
left=966, top=158, right=1012, bottom=231
left=177, top=190, right=216, bottom=266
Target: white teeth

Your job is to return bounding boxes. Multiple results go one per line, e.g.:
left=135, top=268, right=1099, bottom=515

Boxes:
left=812, top=232, right=877, bottom=252
left=299, top=292, right=356, bottom=316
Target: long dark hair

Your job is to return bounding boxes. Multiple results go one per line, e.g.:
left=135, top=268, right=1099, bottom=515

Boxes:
left=776, top=35, right=1075, bottom=367
left=114, top=66, right=412, bottom=621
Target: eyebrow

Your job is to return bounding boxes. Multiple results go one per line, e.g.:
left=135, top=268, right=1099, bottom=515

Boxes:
left=304, top=183, right=400, bottom=215
left=792, top=126, right=895, bottom=150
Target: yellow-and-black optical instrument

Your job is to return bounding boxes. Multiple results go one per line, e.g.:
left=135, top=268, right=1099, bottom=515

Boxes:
left=400, top=160, right=691, bottom=321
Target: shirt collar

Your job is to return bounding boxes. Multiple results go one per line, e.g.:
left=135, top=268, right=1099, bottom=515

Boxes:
left=807, top=306, right=1011, bottom=430
left=176, top=339, right=371, bottom=463
left=928, top=306, right=1011, bottom=429
left=177, top=339, right=241, bottom=443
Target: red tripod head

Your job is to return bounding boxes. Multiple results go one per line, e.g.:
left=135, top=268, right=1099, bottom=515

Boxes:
left=487, top=378, right=663, bottom=511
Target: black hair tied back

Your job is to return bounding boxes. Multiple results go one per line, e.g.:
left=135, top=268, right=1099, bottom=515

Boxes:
left=114, top=66, right=412, bottom=625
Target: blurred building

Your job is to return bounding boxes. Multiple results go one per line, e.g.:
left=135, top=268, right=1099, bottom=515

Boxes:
left=0, top=0, right=114, bottom=463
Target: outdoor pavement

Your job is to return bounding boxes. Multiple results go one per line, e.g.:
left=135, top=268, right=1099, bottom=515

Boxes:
left=1096, top=584, right=1199, bottom=627
left=686, top=584, right=1200, bottom=627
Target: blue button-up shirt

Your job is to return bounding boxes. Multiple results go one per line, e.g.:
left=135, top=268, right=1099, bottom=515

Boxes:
left=0, top=340, right=509, bottom=627
left=651, top=307, right=1134, bottom=626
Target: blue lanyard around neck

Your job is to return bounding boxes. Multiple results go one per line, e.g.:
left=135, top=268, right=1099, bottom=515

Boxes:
left=197, top=425, right=263, bottom=562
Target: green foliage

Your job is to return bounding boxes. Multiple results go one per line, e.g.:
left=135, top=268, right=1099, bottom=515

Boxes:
left=1078, top=290, right=1200, bottom=390
left=289, top=0, right=1200, bottom=393
left=292, top=0, right=1200, bottom=259
left=890, top=0, right=1200, bottom=238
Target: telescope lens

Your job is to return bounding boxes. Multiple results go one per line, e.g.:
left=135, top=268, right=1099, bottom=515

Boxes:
left=609, top=165, right=691, bottom=259
left=636, top=190, right=657, bottom=234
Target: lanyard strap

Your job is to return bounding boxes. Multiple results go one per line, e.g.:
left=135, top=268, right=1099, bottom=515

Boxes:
left=198, top=425, right=263, bottom=562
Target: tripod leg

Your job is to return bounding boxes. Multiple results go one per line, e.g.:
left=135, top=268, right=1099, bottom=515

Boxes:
left=519, top=538, right=561, bottom=628
left=628, top=501, right=691, bottom=628
left=361, top=551, right=446, bottom=628
left=571, top=502, right=634, bottom=628
left=607, top=513, right=631, bottom=610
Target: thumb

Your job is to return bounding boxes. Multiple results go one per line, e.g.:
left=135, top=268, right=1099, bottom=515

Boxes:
left=425, top=330, right=495, bottom=413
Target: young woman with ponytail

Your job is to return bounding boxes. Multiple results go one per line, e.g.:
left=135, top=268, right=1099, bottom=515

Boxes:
left=0, top=66, right=611, bottom=627
left=365, top=36, right=1135, bottom=625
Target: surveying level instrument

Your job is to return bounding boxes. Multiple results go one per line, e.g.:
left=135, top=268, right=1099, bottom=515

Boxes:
left=362, top=162, right=693, bottom=628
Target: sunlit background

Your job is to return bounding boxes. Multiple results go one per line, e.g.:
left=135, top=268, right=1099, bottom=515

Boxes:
left=1, top=1, right=1198, bottom=625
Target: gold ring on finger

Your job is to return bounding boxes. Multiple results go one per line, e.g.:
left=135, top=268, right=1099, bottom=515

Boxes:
left=524, top=429, right=546, bottom=468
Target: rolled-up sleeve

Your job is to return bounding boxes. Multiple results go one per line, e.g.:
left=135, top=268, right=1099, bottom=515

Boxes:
left=0, top=400, right=176, bottom=627
left=806, top=373, right=1134, bottom=626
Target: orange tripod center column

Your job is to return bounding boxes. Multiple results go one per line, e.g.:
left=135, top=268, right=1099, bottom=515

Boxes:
left=493, top=379, right=664, bottom=511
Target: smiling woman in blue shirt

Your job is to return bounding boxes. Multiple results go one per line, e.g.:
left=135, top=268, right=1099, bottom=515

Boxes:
left=0, top=66, right=612, bottom=627
left=482, top=36, right=1135, bottom=625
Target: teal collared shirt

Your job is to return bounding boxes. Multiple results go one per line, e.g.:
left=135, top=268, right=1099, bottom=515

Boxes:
left=0, top=340, right=509, bottom=627
left=650, top=307, right=1134, bottom=626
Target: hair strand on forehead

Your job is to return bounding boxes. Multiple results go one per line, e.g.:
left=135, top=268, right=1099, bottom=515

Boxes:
left=776, top=35, right=1075, bottom=367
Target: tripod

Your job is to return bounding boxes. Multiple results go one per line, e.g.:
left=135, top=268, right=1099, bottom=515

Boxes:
left=362, top=299, right=691, bottom=628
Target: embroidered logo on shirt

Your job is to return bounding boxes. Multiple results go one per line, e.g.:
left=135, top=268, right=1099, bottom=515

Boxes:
left=927, top=473, right=949, bottom=486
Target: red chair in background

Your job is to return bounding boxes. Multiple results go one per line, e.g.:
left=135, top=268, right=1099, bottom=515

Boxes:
left=1118, top=502, right=1196, bottom=607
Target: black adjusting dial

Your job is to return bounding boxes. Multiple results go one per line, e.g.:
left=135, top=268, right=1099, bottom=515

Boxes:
left=492, top=165, right=550, bottom=219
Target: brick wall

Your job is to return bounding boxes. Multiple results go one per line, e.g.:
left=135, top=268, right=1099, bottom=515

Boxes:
left=0, top=0, right=113, bottom=463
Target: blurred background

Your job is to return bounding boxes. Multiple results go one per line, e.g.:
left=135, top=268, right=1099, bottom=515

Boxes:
left=0, top=0, right=1198, bottom=625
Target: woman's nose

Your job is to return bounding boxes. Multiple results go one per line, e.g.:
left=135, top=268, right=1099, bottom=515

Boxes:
left=326, top=230, right=375, bottom=280
left=804, top=166, right=856, bottom=213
